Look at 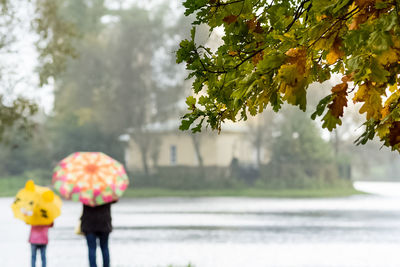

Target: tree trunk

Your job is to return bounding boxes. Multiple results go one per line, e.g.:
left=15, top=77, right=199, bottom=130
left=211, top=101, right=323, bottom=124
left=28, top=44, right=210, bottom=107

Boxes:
left=191, top=134, right=205, bottom=177
left=139, top=144, right=149, bottom=176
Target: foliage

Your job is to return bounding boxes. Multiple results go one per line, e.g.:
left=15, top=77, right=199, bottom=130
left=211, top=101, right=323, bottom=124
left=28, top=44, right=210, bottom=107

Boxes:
left=0, top=118, right=53, bottom=177
left=0, top=0, right=77, bottom=141
left=51, top=1, right=192, bottom=173
left=258, top=107, right=339, bottom=187
left=33, top=0, right=78, bottom=86
left=0, top=97, right=38, bottom=143
left=48, top=113, right=125, bottom=163
left=177, top=0, right=400, bottom=151
left=270, top=108, right=334, bottom=169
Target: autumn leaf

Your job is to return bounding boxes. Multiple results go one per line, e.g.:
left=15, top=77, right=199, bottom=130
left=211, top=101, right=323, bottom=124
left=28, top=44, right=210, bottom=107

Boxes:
left=246, top=19, right=257, bottom=31
left=326, top=38, right=344, bottom=65
left=285, top=47, right=306, bottom=59
left=381, top=105, right=390, bottom=118
left=377, top=48, right=398, bottom=65
left=223, top=15, right=238, bottom=24
left=349, top=10, right=370, bottom=30
left=179, top=0, right=400, bottom=151
left=326, top=50, right=341, bottom=64
left=355, top=0, right=376, bottom=9
left=328, top=82, right=348, bottom=118
left=228, top=51, right=238, bottom=56
left=252, top=51, right=264, bottom=65
left=353, top=84, right=368, bottom=103
left=331, top=82, right=348, bottom=93
left=376, top=123, right=390, bottom=139
left=389, top=122, right=400, bottom=146
left=381, top=91, right=400, bottom=118
left=278, top=64, right=303, bottom=86
left=285, top=47, right=307, bottom=74
left=358, top=87, right=383, bottom=120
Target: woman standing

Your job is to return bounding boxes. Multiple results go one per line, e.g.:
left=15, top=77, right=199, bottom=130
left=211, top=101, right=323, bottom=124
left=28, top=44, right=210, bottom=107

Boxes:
left=81, top=202, right=113, bottom=267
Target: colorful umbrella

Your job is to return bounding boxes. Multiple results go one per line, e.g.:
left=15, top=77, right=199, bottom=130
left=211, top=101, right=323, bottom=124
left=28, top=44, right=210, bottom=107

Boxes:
left=52, top=152, right=129, bottom=206
left=11, top=180, right=62, bottom=225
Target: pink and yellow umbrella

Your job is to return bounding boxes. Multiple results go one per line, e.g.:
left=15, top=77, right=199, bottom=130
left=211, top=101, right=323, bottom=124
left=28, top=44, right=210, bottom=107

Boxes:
left=52, top=152, right=129, bottom=206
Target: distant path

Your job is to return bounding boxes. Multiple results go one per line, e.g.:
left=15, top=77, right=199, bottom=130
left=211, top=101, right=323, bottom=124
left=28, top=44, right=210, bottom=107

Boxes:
left=354, top=181, right=400, bottom=197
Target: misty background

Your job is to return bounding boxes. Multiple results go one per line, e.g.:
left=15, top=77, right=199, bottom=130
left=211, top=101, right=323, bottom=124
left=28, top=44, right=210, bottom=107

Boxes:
left=0, top=0, right=399, bottom=194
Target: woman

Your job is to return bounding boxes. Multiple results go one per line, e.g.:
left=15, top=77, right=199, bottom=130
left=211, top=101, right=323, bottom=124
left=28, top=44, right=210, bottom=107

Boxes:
left=81, top=202, right=114, bottom=267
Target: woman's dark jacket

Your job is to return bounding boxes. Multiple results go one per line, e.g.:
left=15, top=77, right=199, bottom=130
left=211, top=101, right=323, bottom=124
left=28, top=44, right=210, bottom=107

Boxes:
left=80, top=203, right=112, bottom=233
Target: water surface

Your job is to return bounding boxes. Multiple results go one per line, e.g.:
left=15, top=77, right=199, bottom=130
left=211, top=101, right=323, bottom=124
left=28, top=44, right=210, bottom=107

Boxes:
left=2, top=181, right=400, bottom=267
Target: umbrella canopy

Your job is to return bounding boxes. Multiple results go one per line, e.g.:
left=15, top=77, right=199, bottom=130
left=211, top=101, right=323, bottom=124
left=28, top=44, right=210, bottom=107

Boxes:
left=11, top=180, right=62, bottom=225
left=52, top=152, right=129, bottom=206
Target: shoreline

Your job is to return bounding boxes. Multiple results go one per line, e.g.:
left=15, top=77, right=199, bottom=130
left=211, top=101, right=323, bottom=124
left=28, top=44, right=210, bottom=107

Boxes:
left=121, top=187, right=365, bottom=199
left=0, top=176, right=365, bottom=198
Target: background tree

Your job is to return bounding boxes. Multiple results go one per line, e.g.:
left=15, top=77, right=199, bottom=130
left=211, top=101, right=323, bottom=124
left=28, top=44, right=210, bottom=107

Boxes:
left=260, top=107, right=337, bottom=188
left=177, top=0, right=400, bottom=152
left=0, top=0, right=76, bottom=141
left=50, top=1, right=193, bottom=174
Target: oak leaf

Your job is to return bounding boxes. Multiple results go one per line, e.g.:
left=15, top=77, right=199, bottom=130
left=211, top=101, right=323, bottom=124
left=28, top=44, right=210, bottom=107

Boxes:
left=223, top=15, right=238, bottom=24
left=329, top=83, right=348, bottom=118
left=389, top=122, right=400, bottom=146
left=358, top=88, right=383, bottom=120
left=326, top=38, right=344, bottom=65
left=377, top=49, right=398, bottom=65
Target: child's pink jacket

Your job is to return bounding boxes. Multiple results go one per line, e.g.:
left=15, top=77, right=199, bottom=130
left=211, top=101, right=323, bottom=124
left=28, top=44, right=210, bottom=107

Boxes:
left=29, top=224, right=53, bottom=245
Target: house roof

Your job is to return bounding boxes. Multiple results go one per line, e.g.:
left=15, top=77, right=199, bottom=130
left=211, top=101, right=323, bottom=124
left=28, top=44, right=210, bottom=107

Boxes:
left=127, top=118, right=249, bottom=134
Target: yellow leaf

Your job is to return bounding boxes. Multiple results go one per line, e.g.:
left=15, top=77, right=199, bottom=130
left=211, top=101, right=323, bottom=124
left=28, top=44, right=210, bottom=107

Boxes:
left=376, top=123, right=390, bottom=139
left=381, top=91, right=400, bottom=118
left=393, top=37, right=400, bottom=49
left=353, top=84, right=367, bottom=103
left=326, top=50, right=340, bottom=65
left=381, top=105, right=390, bottom=118
left=278, top=64, right=303, bottom=86
left=313, top=38, right=327, bottom=51
left=389, top=84, right=397, bottom=93
left=358, top=88, right=383, bottom=120
left=377, top=49, right=398, bottom=65
left=285, top=47, right=306, bottom=58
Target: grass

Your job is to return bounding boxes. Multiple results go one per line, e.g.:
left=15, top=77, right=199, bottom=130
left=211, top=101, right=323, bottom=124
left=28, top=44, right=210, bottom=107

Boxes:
left=0, top=175, right=52, bottom=197
left=0, top=175, right=365, bottom=198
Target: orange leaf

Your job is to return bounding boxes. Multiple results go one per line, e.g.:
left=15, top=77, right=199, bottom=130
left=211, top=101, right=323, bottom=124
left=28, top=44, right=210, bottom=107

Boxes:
left=389, top=122, right=400, bottom=147
left=381, top=105, right=390, bottom=118
left=252, top=51, right=264, bottom=65
left=326, top=38, right=345, bottom=65
left=331, top=82, right=348, bottom=93
left=341, top=74, right=353, bottom=83
left=329, top=82, right=349, bottom=118
left=329, top=92, right=348, bottom=118
left=326, top=50, right=340, bottom=65
left=223, top=15, right=238, bottom=24
left=246, top=19, right=257, bottom=31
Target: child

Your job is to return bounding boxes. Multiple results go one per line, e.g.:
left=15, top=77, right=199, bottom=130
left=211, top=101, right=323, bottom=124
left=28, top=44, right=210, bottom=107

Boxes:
left=29, top=223, right=53, bottom=267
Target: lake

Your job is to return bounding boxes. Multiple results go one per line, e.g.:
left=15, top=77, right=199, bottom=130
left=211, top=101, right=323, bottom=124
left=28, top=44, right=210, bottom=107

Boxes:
left=2, top=181, right=400, bottom=267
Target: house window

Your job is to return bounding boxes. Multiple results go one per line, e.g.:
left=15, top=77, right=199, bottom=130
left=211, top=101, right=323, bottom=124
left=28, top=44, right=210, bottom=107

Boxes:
left=170, top=145, right=177, bottom=165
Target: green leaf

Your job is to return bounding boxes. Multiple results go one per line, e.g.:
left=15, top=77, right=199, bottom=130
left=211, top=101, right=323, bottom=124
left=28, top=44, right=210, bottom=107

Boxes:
left=311, top=95, right=333, bottom=120
left=321, top=110, right=342, bottom=131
